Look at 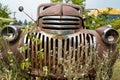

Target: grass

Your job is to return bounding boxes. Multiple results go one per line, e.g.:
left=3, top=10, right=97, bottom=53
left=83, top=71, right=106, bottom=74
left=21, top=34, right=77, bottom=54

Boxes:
left=0, top=51, right=120, bottom=80
left=111, top=57, right=120, bottom=80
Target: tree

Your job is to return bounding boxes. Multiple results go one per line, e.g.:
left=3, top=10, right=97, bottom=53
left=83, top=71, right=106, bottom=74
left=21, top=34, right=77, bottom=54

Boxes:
left=50, top=0, right=85, bottom=7
left=51, top=0, right=63, bottom=3
left=17, top=20, right=23, bottom=25
left=24, top=19, right=28, bottom=25
left=0, top=3, right=11, bottom=28
left=0, top=3, right=10, bottom=18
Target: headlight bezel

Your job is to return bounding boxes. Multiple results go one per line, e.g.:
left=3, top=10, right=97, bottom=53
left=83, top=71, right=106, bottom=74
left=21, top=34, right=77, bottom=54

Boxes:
left=102, top=28, right=119, bottom=45
left=1, top=26, right=19, bottom=42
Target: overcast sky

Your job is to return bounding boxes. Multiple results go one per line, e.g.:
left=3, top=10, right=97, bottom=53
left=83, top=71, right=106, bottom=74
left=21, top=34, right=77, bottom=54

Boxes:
left=1, top=0, right=120, bottom=21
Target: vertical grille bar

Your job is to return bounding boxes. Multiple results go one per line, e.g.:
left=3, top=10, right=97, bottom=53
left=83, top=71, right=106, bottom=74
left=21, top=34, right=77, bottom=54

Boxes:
left=48, top=37, right=51, bottom=69
left=34, top=32, right=37, bottom=68
left=73, top=36, right=76, bottom=62
left=68, top=38, right=72, bottom=62
left=53, top=39, right=56, bottom=69
left=40, top=34, right=44, bottom=67
left=93, top=36, right=96, bottom=51
left=27, top=34, right=30, bottom=60
left=24, top=34, right=28, bottom=59
left=81, top=33, right=84, bottom=60
left=58, top=39, right=62, bottom=64
left=63, top=39, right=67, bottom=63
left=77, top=35, right=80, bottom=61
left=85, top=33, right=88, bottom=59
left=36, top=32, right=41, bottom=68
left=33, top=32, right=36, bottom=68
left=31, top=33, right=34, bottom=68
left=44, top=35, right=47, bottom=66
left=88, top=34, right=93, bottom=53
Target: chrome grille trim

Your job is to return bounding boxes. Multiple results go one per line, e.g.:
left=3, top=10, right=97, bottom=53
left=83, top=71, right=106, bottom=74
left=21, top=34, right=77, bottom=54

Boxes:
left=23, top=34, right=28, bottom=59
left=42, top=16, right=80, bottom=19
left=42, top=16, right=81, bottom=29
left=43, top=20, right=80, bottom=24
left=42, top=25, right=79, bottom=29
left=42, top=15, right=82, bottom=35
left=23, top=32, right=96, bottom=74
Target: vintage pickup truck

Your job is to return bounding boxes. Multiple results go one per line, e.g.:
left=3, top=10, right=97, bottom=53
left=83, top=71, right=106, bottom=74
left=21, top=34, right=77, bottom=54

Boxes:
left=1, top=3, right=119, bottom=80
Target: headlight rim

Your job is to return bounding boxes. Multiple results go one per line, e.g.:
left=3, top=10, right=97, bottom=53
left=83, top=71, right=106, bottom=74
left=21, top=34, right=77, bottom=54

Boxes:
left=102, top=28, right=119, bottom=45
left=1, top=25, right=19, bottom=42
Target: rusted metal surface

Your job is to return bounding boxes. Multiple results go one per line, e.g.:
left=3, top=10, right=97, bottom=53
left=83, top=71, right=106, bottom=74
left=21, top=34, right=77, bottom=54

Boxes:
left=1, top=3, right=119, bottom=79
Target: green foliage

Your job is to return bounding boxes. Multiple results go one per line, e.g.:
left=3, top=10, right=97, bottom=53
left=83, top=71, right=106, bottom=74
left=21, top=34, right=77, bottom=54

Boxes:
left=108, top=19, right=120, bottom=29
left=84, top=14, right=109, bottom=29
left=19, top=44, right=28, bottom=53
left=111, top=58, right=120, bottom=80
left=0, top=26, right=43, bottom=80
left=51, top=0, right=63, bottom=3
left=24, top=19, right=28, bottom=25
left=0, top=3, right=11, bottom=28
left=20, top=59, right=31, bottom=70
left=0, top=50, right=29, bottom=80
left=72, top=0, right=85, bottom=5
left=50, top=0, right=85, bottom=5
left=84, top=10, right=120, bottom=30
left=27, top=21, right=36, bottom=27
left=0, top=3, right=10, bottom=18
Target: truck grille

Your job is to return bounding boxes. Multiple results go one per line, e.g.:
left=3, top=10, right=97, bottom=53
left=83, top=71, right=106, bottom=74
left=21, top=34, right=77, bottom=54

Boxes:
left=42, top=16, right=81, bottom=30
left=41, top=16, right=82, bottom=35
left=23, top=31, right=96, bottom=75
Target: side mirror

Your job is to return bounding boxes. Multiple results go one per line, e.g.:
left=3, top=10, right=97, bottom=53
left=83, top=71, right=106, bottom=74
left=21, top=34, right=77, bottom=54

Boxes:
left=18, top=6, right=24, bottom=12
left=18, top=6, right=35, bottom=22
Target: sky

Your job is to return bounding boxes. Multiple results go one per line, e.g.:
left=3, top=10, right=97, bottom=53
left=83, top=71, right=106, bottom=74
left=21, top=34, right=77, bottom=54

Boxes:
left=1, top=0, right=120, bottom=22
